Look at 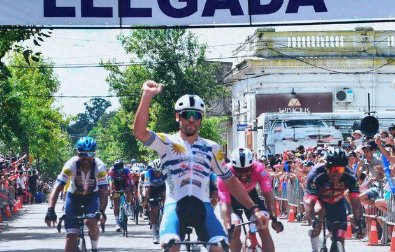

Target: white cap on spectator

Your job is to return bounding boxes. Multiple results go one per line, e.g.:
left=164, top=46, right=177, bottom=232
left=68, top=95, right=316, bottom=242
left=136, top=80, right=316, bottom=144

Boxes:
left=352, top=130, right=362, bottom=136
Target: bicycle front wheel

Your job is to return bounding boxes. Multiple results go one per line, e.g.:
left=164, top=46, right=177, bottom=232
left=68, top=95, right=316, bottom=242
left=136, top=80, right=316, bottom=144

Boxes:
left=78, top=237, right=87, bottom=252
left=134, top=205, right=139, bottom=225
left=121, top=206, right=128, bottom=237
left=329, top=241, right=344, bottom=252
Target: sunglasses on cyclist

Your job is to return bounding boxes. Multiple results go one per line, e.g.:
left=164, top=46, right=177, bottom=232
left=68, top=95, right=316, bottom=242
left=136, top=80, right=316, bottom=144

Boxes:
left=328, top=166, right=345, bottom=174
left=179, top=110, right=203, bottom=120
left=234, top=167, right=252, bottom=173
left=78, top=152, right=95, bottom=158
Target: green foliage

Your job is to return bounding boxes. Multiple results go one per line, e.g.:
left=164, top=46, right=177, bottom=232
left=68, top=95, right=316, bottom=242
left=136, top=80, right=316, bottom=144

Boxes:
left=100, top=28, right=227, bottom=161
left=6, top=53, right=71, bottom=178
left=67, top=97, right=111, bottom=142
left=199, top=117, right=227, bottom=145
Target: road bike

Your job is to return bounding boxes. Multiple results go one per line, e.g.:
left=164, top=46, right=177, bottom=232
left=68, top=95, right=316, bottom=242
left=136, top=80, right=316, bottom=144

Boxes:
left=57, top=206, right=105, bottom=252
left=131, top=197, right=142, bottom=225
left=310, top=217, right=347, bottom=252
left=113, top=190, right=129, bottom=237
left=228, top=219, right=261, bottom=252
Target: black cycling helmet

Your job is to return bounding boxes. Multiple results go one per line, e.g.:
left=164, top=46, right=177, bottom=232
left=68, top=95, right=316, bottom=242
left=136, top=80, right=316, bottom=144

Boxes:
left=113, top=160, right=124, bottom=170
left=325, top=148, right=348, bottom=167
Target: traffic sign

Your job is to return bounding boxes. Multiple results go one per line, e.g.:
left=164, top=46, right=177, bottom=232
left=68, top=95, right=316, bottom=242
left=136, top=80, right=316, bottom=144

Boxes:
left=237, top=124, right=248, bottom=131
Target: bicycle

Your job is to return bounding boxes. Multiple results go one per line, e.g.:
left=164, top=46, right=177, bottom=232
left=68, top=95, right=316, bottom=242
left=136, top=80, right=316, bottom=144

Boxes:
left=163, top=226, right=227, bottom=252
left=131, top=197, right=141, bottom=225
left=57, top=206, right=105, bottom=252
left=228, top=220, right=261, bottom=252
left=310, top=217, right=348, bottom=252
left=228, top=213, right=284, bottom=252
left=113, top=190, right=129, bottom=237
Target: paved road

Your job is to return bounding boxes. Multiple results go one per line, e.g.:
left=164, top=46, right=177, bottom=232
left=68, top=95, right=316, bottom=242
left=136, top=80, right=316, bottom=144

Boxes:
left=0, top=202, right=389, bottom=252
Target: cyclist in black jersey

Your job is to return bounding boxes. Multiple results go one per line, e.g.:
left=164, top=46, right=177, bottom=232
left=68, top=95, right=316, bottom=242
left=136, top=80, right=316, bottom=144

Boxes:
left=304, top=148, right=363, bottom=252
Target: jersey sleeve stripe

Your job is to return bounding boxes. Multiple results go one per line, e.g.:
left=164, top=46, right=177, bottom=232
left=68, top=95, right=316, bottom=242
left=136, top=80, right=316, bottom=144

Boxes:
left=142, top=131, right=156, bottom=146
left=218, top=170, right=232, bottom=181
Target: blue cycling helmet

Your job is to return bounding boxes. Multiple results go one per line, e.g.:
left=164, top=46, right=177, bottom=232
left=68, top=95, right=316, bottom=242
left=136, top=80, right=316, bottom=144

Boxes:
left=76, top=136, right=97, bottom=151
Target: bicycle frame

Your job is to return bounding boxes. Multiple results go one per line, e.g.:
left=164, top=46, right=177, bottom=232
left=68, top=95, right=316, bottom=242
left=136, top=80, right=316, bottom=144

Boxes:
left=77, top=217, right=87, bottom=252
left=115, top=190, right=128, bottom=237
left=314, top=217, right=346, bottom=252
left=237, top=212, right=262, bottom=252
left=57, top=213, right=103, bottom=252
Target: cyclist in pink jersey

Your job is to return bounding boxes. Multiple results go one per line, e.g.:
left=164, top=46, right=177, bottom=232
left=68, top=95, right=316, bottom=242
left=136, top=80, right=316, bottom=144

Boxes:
left=218, top=148, right=283, bottom=252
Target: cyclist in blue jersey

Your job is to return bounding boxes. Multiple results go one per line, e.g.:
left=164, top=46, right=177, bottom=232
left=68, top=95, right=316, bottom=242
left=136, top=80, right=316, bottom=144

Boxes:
left=45, top=136, right=108, bottom=252
left=134, top=80, right=268, bottom=252
left=144, top=159, right=167, bottom=244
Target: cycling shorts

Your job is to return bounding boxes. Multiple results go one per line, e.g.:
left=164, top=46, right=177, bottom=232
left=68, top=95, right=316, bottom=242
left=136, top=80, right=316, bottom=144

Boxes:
left=64, top=192, right=99, bottom=234
left=148, top=184, right=166, bottom=207
left=112, top=188, right=131, bottom=199
left=159, top=196, right=227, bottom=245
left=322, top=198, right=347, bottom=232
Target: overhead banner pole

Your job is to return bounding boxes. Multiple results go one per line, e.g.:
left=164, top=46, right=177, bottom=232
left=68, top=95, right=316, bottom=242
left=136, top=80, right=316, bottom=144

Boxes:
left=0, top=0, right=394, bottom=28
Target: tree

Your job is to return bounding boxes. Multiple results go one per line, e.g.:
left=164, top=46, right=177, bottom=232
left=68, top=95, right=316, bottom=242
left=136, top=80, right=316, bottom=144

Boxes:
left=0, top=28, right=52, bottom=151
left=100, top=29, right=228, bottom=161
left=67, top=98, right=111, bottom=142
left=7, top=53, right=70, bottom=177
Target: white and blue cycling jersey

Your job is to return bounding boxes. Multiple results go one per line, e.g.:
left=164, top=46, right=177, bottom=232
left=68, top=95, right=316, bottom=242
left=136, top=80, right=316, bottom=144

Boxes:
left=143, top=131, right=232, bottom=204
left=144, top=168, right=167, bottom=188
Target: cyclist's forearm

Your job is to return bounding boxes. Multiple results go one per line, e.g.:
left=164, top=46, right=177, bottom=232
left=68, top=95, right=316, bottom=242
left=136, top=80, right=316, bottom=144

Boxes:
left=350, top=197, right=362, bottom=220
left=48, top=184, right=64, bottom=208
left=220, top=202, right=232, bottom=229
left=304, top=197, right=316, bottom=223
left=263, top=191, right=276, bottom=217
left=99, top=186, right=109, bottom=211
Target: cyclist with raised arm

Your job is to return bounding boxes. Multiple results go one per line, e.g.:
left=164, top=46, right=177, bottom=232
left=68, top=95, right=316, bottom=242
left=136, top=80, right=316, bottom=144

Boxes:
left=133, top=80, right=268, bottom=252
left=45, top=136, right=108, bottom=252
left=107, top=160, right=134, bottom=232
left=218, top=148, right=282, bottom=252
left=304, top=148, right=363, bottom=252
left=144, top=159, right=167, bottom=244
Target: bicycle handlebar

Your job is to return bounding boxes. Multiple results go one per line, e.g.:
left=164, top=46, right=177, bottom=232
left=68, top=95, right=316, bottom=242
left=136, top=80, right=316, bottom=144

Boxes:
left=163, top=239, right=217, bottom=252
left=228, top=221, right=257, bottom=241
left=56, top=213, right=106, bottom=233
left=149, top=197, right=164, bottom=202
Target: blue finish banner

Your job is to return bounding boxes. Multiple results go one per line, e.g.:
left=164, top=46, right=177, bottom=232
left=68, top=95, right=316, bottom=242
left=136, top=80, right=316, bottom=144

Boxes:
left=0, top=0, right=393, bottom=27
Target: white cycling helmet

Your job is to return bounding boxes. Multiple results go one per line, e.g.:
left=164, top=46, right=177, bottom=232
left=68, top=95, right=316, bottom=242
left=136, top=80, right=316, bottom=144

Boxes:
left=137, top=163, right=146, bottom=172
left=131, top=163, right=140, bottom=173
left=230, top=148, right=254, bottom=169
left=175, top=94, right=205, bottom=113
left=150, top=159, right=162, bottom=172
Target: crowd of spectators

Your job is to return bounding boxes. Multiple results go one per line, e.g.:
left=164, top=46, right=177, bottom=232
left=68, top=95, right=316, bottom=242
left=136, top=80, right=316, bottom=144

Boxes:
left=0, top=153, right=51, bottom=228
left=253, top=124, right=395, bottom=245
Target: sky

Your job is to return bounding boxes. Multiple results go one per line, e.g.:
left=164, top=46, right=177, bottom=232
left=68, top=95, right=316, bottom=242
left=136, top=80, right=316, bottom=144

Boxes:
left=32, top=22, right=395, bottom=116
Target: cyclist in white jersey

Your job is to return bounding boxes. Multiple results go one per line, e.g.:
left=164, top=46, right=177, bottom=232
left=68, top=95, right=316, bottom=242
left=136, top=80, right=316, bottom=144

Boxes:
left=134, top=80, right=268, bottom=252
left=45, top=136, right=108, bottom=252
